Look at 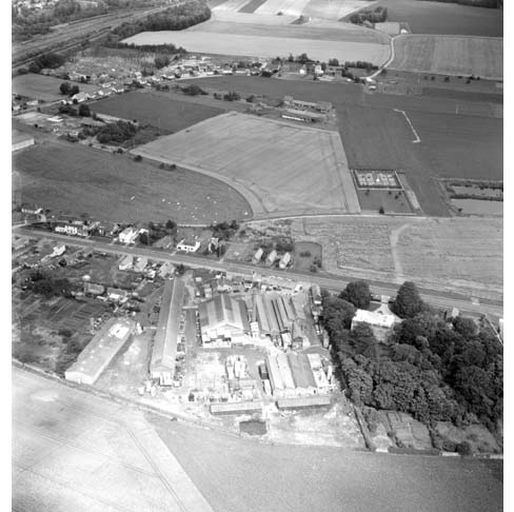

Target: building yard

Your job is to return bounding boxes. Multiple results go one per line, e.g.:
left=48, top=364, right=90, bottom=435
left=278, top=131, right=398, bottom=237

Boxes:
left=132, top=112, right=361, bottom=217
left=12, top=73, right=98, bottom=102
left=389, top=35, right=503, bottom=80
left=370, top=0, right=503, bottom=36
left=291, top=216, right=503, bottom=297
left=92, top=91, right=225, bottom=133
left=122, top=13, right=391, bottom=65
left=13, top=140, right=252, bottom=224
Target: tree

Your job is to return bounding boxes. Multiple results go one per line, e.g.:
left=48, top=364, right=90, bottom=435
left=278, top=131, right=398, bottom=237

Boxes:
left=154, top=54, right=170, bottom=69
left=322, top=296, right=356, bottom=332
left=78, top=104, right=90, bottom=117
left=391, top=281, right=425, bottom=319
left=452, top=316, right=477, bottom=338
left=340, top=280, right=371, bottom=309
left=165, top=219, right=177, bottom=232
left=60, top=81, right=71, bottom=95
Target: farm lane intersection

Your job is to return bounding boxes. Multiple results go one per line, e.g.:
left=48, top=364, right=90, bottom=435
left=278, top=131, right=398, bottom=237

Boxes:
left=15, top=227, right=503, bottom=317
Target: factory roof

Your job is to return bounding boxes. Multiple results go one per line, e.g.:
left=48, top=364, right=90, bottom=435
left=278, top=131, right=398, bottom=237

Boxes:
left=287, top=352, right=316, bottom=389
left=65, top=317, right=133, bottom=384
left=199, top=294, right=249, bottom=333
left=150, top=278, right=185, bottom=376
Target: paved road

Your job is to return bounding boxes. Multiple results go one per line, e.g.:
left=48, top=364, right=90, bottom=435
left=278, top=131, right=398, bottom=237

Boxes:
left=14, top=227, right=503, bottom=317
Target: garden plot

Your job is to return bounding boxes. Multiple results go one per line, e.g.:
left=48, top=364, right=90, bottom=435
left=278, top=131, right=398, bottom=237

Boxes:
left=132, top=112, right=361, bottom=217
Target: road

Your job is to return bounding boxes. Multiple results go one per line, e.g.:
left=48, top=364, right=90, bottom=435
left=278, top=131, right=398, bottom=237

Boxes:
left=14, top=226, right=503, bottom=317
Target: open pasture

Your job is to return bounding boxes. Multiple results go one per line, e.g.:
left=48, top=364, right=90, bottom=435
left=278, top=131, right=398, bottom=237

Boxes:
left=13, top=73, right=98, bottom=102
left=371, top=0, right=503, bottom=36
left=132, top=112, right=361, bottom=217
left=390, top=35, right=503, bottom=80
left=123, top=16, right=391, bottom=64
left=408, top=111, right=502, bottom=180
left=92, top=91, right=224, bottom=132
left=13, top=140, right=251, bottom=224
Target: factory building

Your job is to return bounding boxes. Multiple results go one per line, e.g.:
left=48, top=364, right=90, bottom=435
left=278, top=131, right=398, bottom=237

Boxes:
left=65, top=317, right=134, bottom=385
left=199, top=294, right=250, bottom=346
left=251, top=292, right=297, bottom=341
left=150, top=278, right=185, bottom=385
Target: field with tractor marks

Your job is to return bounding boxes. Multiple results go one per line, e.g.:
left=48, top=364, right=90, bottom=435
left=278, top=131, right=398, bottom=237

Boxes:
left=389, top=35, right=503, bottom=80
left=132, top=112, right=361, bottom=217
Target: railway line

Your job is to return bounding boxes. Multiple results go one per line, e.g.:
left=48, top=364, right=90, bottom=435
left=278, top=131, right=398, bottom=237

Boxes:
left=12, top=3, right=182, bottom=69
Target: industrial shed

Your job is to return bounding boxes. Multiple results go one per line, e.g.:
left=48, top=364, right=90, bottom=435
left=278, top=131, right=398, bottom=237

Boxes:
left=276, top=395, right=331, bottom=410
left=65, top=317, right=134, bottom=385
left=199, top=294, right=250, bottom=345
left=150, top=278, right=185, bottom=385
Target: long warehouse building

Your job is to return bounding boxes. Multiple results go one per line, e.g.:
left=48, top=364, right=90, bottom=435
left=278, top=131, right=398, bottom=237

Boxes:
left=150, top=277, right=185, bottom=385
left=65, top=317, right=134, bottom=385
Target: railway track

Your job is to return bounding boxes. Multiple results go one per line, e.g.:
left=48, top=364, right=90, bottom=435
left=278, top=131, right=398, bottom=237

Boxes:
left=12, top=3, right=183, bottom=69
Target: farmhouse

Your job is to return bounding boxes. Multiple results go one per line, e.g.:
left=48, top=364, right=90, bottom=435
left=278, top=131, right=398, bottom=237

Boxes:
left=252, top=247, right=264, bottom=264
left=351, top=303, right=402, bottom=341
left=279, top=252, right=291, bottom=269
left=150, top=278, right=185, bottom=385
left=12, top=130, right=35, bottom=152
left=177, top=238, right=200, bottom=253
left=266, top=249, right=278, bottom=266
left=118, top=255, right=133, bottom=271
left=65, top=317, right=134, bottom=385
left=199, top=294, right=250, bottom=346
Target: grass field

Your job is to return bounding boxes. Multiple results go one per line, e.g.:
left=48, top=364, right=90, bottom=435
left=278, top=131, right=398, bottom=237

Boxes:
left=292, top=216, right=502, bottom=295
left=12, top=73, right=98, bottom=102
left=123, top=30, right=390, bottom=64
left=293, top=241, right=322, bottom=271
left=177, top=76, right=502, bottom=216
left=92, top=91, right=225, bottom=132
left=184, top=15, right=390, bottom=44
left=13, top=140, right=252, bottom=224
left=153, top=414, right=503, bottom=512
left=390, top=35, right=503, bottom=79
left=132, top=112, right=361, bottom=217
left=408, top=111, right=503, bottom=180
left=356, top=189, right=413, bottom=214
left=372, top=0, right=503, bottom=36
left=122, top=12, right=390, bottom=64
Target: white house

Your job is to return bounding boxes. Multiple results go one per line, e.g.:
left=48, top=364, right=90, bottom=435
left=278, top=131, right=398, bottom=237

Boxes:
left=118, top=227, right=140, bottom=244
left=176, top=238, right=200, bottom=253
left=351, top=304, right=402, bottom=341
left=279, top=252, right=291, bottom=269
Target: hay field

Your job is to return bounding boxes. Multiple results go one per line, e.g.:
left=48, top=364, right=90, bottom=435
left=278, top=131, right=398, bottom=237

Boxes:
left=292, top=216, right=502, bottom=295
left=12, top=73, right=98, bottom=102
left=132, top=112, right=361, bottom=217
left=13, top=140, right=252, bottom=223
left=390, top=35, right=503, bottom=79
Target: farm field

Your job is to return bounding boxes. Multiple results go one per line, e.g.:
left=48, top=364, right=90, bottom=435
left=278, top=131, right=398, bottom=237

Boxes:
left=211, top=0, right=376, bottom=18
left=408, top=111, right=503, bottom=180
left=92, top=91, right=225, bottom=132
left=452, top=199, right=503, bottom=216
left=122, top=18, right=391, bottom=64
left=13, top=140, right=252, bottom=224
left=389, top=35, right=503, bottom=80
left=371, top=0, right=503, bottom=36
left=184, top=15, right=390, bottom=44
left=291, top=216, right=503, bottom=296
left=153, top=414, right=503, bottom=512
left=356, top=189, right=413, bottom=214
left=12, top=73, right=98, bottom=102
left=132, top=112, right=361, bottom=217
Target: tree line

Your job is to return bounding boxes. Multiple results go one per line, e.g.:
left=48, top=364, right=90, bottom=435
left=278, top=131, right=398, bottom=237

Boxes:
left=321, top=280, right=503, bottom=439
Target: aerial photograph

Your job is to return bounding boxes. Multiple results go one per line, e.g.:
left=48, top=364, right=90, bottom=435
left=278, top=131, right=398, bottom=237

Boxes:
left=11, top=0, right=504, bottom=509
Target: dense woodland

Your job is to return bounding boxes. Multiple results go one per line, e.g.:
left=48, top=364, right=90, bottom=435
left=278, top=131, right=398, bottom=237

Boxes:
left=322, top=281, right=503, bottom=436
left=112, top=0, right=211, bottom=40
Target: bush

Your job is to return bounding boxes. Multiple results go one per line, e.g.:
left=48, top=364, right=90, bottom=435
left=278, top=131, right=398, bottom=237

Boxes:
left=378, top=206, right=385, bottom=214
left=134, top=155, right=143, bottom=162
